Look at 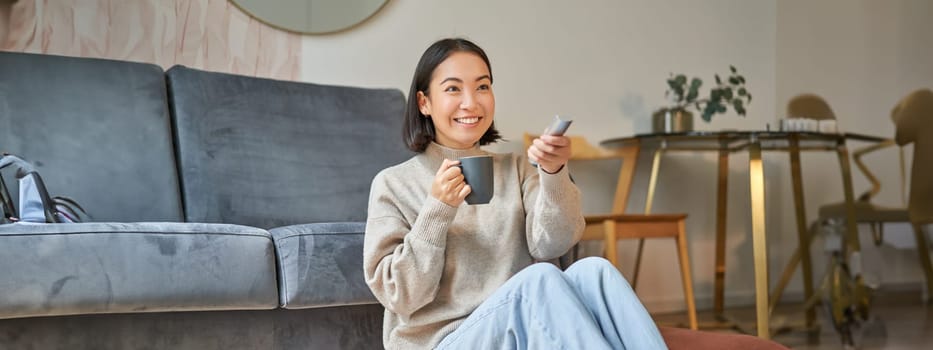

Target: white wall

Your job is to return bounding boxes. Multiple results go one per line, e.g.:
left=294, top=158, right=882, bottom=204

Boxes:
left=299, top=0, right=932, bottom=313
left=300, top=0, right=776, bottom=139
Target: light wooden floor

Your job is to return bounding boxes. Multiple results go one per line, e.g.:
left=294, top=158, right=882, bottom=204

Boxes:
left=653, top=289, right=933, bottom=349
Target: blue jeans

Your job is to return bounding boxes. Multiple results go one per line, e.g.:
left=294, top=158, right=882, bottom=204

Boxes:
left=436, top=257, right=668, bottom=350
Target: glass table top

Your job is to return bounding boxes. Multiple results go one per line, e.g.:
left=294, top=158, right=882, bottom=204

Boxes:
left=600, top=131, right=889, bottom=152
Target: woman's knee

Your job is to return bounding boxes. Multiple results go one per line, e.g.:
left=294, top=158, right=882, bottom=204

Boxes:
left=569, top=257, right=616, bottom=274
left=506, top=262, right=567, bottom=289
left=517, top=262, right=562, bottom=279
left=567, top=257, right=633, bottom=287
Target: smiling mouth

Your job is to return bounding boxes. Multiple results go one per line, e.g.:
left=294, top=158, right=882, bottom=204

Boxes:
left=454, top=117, right=482, bottom=125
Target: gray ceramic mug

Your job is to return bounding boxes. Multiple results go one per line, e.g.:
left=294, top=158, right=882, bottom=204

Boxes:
left=459, top=155, right=494, bottom=205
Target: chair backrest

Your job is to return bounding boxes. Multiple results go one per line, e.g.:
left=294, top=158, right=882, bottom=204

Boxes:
left=522, top=134, right=639, bottom=214
left=891, top=88, right=933, bottom=223
left=786, top=93, right=837, bottom=120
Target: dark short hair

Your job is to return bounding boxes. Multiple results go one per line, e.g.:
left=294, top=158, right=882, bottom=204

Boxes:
left=403, top=38, right=503, bottom=152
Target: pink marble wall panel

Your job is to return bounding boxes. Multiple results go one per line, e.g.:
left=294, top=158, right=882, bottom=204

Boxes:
left=0, top=2, right=10, bottom=44
left=0, top=0, right=300, bottom=80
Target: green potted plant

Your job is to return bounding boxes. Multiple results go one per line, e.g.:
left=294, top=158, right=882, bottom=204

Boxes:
left=653, top=65, right=752, bottom=133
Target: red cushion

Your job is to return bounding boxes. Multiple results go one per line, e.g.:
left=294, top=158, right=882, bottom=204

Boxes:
left=660, top=327, right=790, bottom=350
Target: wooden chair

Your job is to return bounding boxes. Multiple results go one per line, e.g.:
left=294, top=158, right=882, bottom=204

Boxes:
left=524, top=134, right=698, bottom=329
left=786, top=93, right=838, bottom=120
left=816, top=89, right=933, bottom=299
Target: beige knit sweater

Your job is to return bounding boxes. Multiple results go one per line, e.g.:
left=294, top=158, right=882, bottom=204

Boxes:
left=363, top=142, right=585, bottom=349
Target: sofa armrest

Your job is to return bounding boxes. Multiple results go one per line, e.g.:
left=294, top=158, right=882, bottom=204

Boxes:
left=270, top=222, right=377, bottom=309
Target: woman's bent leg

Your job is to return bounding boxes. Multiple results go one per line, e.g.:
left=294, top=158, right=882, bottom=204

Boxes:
left=564, top=257, right=668, bottom=350
left=437, top=263, right=613, bottom=350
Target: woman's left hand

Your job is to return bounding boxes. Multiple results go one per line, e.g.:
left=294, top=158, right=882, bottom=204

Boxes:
left=527, top=135, right=571, bottom=174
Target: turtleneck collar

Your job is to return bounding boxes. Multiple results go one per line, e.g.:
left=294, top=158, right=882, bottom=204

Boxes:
left=420, top=142, right=488, bottom=169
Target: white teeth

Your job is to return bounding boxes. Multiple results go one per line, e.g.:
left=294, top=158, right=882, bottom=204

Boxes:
left=455, top=117, right=480, bottom=124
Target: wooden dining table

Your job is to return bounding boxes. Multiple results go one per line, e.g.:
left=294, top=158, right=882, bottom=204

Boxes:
left=599, top=131, right=889, bottom=339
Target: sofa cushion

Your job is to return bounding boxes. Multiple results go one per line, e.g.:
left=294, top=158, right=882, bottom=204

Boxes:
left=166, top=66, right=412, bottom=229
left=0, top=222, right=278, bottom=319
left=0, top=51, right=183, bottom=222
left=270, top=222, right=376, bottom=308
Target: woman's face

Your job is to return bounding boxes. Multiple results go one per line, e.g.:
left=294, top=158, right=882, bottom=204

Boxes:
left=418, top=51, right=495, bottom=149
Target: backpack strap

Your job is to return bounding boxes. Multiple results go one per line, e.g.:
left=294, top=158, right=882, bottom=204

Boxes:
left=54, top=196, right=90, bottom=217
left=0, top=173, right=17, bottom=222
left=54, top=196, right=91, bottom=222
left=0, top=155, right=20, bottom=221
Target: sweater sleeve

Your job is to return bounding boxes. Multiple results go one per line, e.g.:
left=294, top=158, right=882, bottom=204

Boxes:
left=521, top=161, right=586, bottom=260
left=363, top=172, right=459, bottom=317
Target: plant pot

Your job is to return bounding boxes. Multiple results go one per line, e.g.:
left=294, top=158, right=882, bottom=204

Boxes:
left=652, top=109, right=694, bottom=133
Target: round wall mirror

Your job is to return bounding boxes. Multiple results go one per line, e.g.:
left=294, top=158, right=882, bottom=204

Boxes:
left=232, top=0, right=389, bottom=34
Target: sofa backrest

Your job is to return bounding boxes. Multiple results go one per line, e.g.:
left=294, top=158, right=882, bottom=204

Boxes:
left=0, top=52, right=184, bottom=222
left=166, top=66, right=411, bottom=229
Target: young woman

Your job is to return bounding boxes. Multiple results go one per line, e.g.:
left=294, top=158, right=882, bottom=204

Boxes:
left=363, top=38, right=667, bottom=350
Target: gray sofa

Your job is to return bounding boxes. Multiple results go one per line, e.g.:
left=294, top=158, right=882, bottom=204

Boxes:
left=0, top=51, right=409, bottom=349
left=0, top=51, right=790, bottom=350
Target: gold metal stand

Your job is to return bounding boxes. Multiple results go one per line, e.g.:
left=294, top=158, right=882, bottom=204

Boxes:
left=748, top=140, right=770, bottom=339
left=714, top=141, right=729, bottom=317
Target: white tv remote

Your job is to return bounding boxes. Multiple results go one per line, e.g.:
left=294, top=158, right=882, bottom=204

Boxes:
left=544, top=115, right=573, bottom=136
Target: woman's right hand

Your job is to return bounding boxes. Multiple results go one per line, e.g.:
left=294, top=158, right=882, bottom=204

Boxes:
left=431, top=159, right=471, bottom=207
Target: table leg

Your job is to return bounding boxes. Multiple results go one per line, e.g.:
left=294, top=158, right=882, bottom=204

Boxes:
left=836, top=143, right=879, bottom=322
left=749, top=142, right=771, bottom=339
left=912, top=222, right=933, bottom=301
left=645, top=148, right=663, bottom=214
left=836, top=144, right=861, bottom=255
left=632, top=148, right=663, bottom=290
left=769, top=138, right=816, bottom=326
left=714, top=147, right=729, bottom=317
